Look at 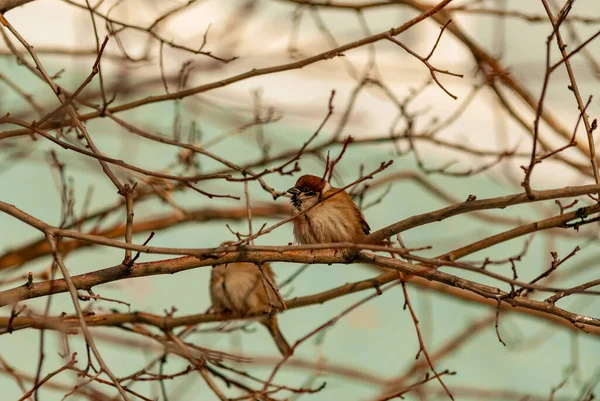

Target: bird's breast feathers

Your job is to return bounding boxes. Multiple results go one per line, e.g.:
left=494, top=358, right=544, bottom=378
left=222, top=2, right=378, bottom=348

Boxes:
left=293, top=191, right=368, bottom=244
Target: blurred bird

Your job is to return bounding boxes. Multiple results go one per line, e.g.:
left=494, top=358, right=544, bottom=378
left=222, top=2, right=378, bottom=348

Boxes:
left=210, top=262, right=291, bottom=356
left=287, top=174, right=370, bottom=245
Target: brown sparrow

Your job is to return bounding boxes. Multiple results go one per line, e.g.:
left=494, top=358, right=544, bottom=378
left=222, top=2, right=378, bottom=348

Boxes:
left=287, top=174, right=370, bottom=245
left=210, top=262, right=291, bottom=356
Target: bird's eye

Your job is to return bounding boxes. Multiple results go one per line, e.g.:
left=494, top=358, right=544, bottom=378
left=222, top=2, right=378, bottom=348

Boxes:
left=305, top=190, right=316, bottom=196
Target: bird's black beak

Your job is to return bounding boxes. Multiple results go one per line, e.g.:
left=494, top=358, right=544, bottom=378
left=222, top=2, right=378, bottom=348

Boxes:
left=287, top=187, right=300, bottom=195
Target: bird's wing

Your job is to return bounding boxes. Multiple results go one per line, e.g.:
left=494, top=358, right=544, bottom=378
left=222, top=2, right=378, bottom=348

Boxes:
left=356, top=206, right=370, bottom=235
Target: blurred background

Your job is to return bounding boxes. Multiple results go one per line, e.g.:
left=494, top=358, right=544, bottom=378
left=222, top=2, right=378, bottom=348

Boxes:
left=0, top=0, right=599, bottom=400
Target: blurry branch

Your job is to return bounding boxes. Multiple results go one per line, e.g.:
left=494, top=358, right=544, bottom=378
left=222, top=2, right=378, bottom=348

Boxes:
left=147, top=0, right=201, bottom=32
left=378, top=314, right=495, bottom=398
left=541, top=0, right=600, bottom=186
left=488, top=81, right=592, bottom=177
left=0, top=359, right=114, bottom=401
left=0, top=46, right=142, bottom=60
left=1, top=114, right=269, bottom=200
left=374, top=371, right=453, bottom=401
left=556, top=1, right=600, bottom=77
left=430, top=386, right=573, bottom=401
left=260, top=281, right=400, bottom=396
left=16, top=353, right=77, bottom=401
left=62, top=0, right=235, bottom=63
left=92, top=329, right=390, bottom=386
left=0, top=203, right=290, bottom=270
left=0, top=72, right=44, bottom=116
left=45, top=234, right=130, bottom=400
left=399, top=274, right=455, bottom=400
left=277, top=0, right=600, bottom=24
left=0, top=0, right=453, bottom=139
left=1, top=11, right=140, bottom=275
left=0, top=16, right=134, bottom=393
left=0, top=356, right=31, bottom=400
left=392, top=2, right=600, bottom=163
left=386, top=20, right=462, bottom=99
left=0, top=0, right=34, bottom=12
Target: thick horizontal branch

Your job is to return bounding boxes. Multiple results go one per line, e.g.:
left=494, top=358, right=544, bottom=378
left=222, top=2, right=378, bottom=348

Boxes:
left=2, top=263, right=600, bottom=337
left=1, top=249, right=599, bottom=333
left=440, top=202, right=600, bottom=261
left=364, top=182, right=600, bottom=244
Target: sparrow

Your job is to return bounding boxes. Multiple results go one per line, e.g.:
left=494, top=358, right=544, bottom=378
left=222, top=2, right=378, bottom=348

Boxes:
left=210, top=262, right=291, bottom=356
left=287, top=174, right=370, bottom=245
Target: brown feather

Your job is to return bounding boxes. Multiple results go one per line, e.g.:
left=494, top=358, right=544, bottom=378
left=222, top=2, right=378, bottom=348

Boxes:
left=209, top=262, right=291, bottom=356
left=290, top=175, right=370, bottom=244
left=293, top=175, right=326, bottom=193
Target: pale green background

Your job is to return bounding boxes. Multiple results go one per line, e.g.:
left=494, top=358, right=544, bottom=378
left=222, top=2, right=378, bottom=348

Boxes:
left=1, top=1, right=600, bottom=400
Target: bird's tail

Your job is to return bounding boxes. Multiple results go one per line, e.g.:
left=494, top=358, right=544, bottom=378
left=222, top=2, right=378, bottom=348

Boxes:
left=262, top=316, right=292, bottom=357
left=163, top=340, right=250, bottom=364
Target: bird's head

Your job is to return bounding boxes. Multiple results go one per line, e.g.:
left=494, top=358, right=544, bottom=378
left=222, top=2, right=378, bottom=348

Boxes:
left=287, top=174, right=331, bottom=212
